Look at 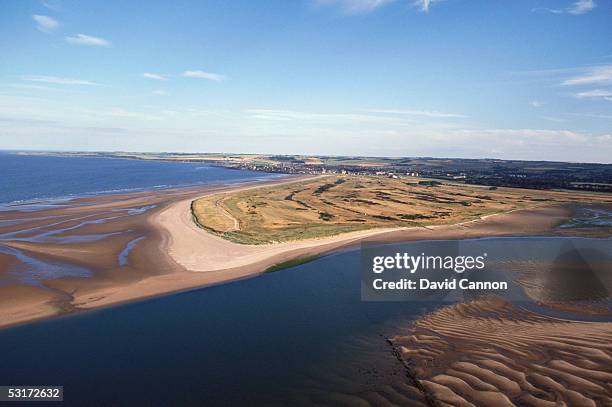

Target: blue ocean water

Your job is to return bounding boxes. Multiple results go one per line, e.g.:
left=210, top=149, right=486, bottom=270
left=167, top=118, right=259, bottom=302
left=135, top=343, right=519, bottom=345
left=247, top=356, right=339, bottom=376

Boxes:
left=0, top=152, right=273, bottom=204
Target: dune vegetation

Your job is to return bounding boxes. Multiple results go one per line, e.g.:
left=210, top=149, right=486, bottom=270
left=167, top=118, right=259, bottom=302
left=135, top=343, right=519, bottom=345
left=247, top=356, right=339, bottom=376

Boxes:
left=191, top=175, right=612, bottom=245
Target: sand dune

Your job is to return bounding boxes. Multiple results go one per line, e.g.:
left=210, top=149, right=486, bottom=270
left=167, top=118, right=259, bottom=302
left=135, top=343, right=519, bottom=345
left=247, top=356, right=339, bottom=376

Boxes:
left=154, top=194, right=402, bottom=272
left=154, top=182, right=574, bottom=274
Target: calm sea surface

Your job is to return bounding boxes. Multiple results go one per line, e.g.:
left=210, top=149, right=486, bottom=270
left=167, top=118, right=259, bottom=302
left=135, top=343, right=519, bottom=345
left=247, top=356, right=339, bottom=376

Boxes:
left=0, top=152, right=273, bottom=204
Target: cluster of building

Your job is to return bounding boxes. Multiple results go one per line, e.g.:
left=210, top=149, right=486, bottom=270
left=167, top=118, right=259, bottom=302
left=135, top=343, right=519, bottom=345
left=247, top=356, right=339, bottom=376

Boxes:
left=223, top=160, right=424, bottom=179
left=210, top=156, right=612, bottom=192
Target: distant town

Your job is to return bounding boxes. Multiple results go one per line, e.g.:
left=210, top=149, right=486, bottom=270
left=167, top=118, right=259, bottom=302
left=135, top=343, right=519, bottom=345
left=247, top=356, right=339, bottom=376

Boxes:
left=18, top=151, right=612, bottom=193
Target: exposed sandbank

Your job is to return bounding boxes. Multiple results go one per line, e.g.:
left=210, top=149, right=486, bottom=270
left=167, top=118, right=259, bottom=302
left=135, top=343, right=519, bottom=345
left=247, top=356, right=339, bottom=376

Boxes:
left=81, top=191, right=575, bottom=312
left=390, top=297, right=612, bottom=406
left=0, top=175, right=598, bottom=328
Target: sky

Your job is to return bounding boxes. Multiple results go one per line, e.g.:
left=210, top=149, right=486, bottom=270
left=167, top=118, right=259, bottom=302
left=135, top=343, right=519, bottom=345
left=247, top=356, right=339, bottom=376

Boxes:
left=0, top=0, right=611, bottom=163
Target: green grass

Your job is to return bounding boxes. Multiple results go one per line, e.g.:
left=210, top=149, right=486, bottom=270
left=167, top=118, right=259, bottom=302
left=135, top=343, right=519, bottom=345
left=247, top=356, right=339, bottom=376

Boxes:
left=264, top=255, right=320, bottom=273
left=222, top=223, right=377, bottom=245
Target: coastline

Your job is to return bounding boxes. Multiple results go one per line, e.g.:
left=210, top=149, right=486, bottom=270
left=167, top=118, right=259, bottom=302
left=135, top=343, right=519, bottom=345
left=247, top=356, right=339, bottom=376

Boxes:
left=70, top=191, right=574, bottom=313
left=0, top=176, right=587, bottom=329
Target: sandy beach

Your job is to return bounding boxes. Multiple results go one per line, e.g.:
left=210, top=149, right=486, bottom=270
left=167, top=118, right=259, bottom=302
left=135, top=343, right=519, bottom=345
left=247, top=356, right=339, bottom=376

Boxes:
left=154, top=190, right=575, bottom=274
left=0, top=175, right=599, bottom=329
left=86, top=185, right=575, bottom=312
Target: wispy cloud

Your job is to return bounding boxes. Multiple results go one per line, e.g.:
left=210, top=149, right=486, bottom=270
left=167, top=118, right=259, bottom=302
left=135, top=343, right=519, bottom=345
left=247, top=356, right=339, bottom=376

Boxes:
left=2, top=83, right=74, bottom=93
left=529, top=101, right=545, bottom=107
left=510, top=65, right=612, bottom=88
left=572, top=112, right=612, bottom=120
left=561, top=65, right=612, bottom=86
left=567, top=0, right=595, bottom=14
left=182, top=70, right=226, bottom=81
left=574, top=89, right=612, bottom=101
left=365, top=108, right=467, bottom=118
left=571, top=113, right=612, bottom=120
left=32, top=15, right=59, bottom=33
left=245, top=109, right=414, bottom=124
left=143, top=73, right=167, bottom=80
left=315, top=0, right=441, bottom=14
left=152, top=90, right=168, bottom=95
left=42, top=1, right=61, bottom=10
left=65, top=34, right=111, bottom=47
left=20, top=75, right=101, bottom=86
left=534, top=0, right=596, bottom=15
left=107, top=108, right=161, bottom=121
left=412, top=0, right=442, bottom=12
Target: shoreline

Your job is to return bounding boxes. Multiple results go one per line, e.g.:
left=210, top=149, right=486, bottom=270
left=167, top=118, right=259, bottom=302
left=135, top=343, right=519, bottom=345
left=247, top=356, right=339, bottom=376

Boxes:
left=67, top=190, right=575, bottom=313
left=0, top=176, right=598, bottom=330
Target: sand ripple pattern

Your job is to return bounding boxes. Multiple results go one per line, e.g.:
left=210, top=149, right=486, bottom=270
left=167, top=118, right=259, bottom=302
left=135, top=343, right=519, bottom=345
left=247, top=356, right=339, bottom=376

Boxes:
left=391, top=297, right=612, bottom=407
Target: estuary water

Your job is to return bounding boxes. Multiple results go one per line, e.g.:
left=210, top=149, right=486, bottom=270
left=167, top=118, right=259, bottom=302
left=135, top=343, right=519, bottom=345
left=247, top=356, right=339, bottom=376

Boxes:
left=0, top=250, right=435, bottom=406
left=1, top=239, right=609, bottom=406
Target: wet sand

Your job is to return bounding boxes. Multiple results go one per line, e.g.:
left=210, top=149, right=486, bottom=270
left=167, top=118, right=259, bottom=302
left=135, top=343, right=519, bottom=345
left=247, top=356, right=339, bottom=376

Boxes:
left=0, top=177, right=304, bottom=328
left=390, top=297, right=612, bottom=406
left=0, top=176, right=595, bottom=329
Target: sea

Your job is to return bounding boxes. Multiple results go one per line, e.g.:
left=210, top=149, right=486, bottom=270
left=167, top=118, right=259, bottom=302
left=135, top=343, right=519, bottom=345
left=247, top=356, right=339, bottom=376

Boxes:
left=0, top=152, right=274, bottom=205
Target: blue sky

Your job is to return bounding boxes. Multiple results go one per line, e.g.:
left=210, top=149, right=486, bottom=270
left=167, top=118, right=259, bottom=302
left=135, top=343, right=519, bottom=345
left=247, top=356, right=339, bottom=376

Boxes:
left=1, top=0, right=611, bottom=162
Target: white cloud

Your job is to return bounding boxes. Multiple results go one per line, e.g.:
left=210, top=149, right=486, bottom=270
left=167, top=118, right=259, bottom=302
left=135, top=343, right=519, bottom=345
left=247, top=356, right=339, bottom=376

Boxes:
left=365, top=108, right=467, bottom=118
left=567, top=0, right=595, bottom=14
left=32, top=15, right=59, bottom=33
left=412, top=0, right=442, bottom=12
left=245, top=109, right=412, bottom=123
left=529, top=101, right=544, bottom=107
left=533, top=7, right=563, bottom=14
left=143, top=73, right=167, bottom=80
left=152, top=90, right=168, bottom=95
left=19, top=75, right=101, bottom=86
left=574, top=89, right=612, bottom=101
left=315, top=0, right=441, bottom=13
left=2, top=95, right=610, bottom=162
left=182, top=70, right=226, bottom=81
left=533, top=0, right=595, bottom=15
left=562, top=65, right=612, bottom=86
left=65, top=34, right=111, bottom=47
left=580, top=90, right=612, bottom=98
left=2, top=83, right=75, bottom=93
